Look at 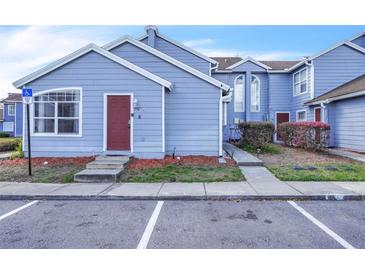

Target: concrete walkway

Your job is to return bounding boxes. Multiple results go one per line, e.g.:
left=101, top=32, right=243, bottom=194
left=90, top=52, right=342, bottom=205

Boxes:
left=0, top=181, right=363, bottom=200
left=0, top=151, right=13, bottom=160
left=223, top=142, right=263, bottom=166
left=328, top=148, right=365, bottom=163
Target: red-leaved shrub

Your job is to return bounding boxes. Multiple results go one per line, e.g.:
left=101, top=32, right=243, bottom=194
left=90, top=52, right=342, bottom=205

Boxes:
left=278, top=121, right=330, bottom=151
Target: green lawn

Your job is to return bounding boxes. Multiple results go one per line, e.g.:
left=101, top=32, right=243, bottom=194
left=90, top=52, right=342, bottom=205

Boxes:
left=119, top=164, right=245, bottom=182
left=0, top=138, right=20, bottom=152
left=267, top=163, right=365, bottom=181
left=0, top=164, right=83, bottom=183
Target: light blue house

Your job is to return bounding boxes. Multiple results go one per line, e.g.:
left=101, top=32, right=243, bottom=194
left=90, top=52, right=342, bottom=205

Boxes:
left=13, top=26, right=365, bottom=157
left=0, top=93, right=23, bottom=137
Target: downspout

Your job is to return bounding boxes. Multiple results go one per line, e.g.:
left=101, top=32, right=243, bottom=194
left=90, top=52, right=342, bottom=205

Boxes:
left=218, top=88, right=223, bottom=157
left=304, top=58, right=314, bottom=99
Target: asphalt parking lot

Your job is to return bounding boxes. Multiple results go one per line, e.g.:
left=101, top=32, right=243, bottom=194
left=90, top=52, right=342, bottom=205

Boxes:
left=0, top=200, right=364, bottom=249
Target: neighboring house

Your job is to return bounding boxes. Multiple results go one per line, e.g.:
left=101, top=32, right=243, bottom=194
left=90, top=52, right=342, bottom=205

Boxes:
left=0, top=93, right=23, bottom=137
left=12, top=26, right=365, bottom=157
left=212, top=32, right=365, bottom=152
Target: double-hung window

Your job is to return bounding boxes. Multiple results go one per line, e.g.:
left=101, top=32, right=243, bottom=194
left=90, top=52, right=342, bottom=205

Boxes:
left=33, top=88, right=81, bottom=136
left=293, top=68, right=308, bottom=96
left=8, top=104, right=15, bottom=116
left=251, top=75, right=260, bottom=112
left=296, top=110, right=307, bottom=121
left=234, top=75, right=245, bottom=112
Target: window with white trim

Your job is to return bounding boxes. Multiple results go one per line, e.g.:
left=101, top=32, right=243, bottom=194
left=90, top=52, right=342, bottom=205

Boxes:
left=296, top=110, right=307, bottom=121
left=0, top=104, right=3, bottom=121
left=293, top=68, right=307, bottom=96
left=251, top=75, right=260, bottom=112
left=234, top=75, right=245, bottom=112
left=33, top=89, right=81, bottom=135
left=8, top=104, right=15, bottom=116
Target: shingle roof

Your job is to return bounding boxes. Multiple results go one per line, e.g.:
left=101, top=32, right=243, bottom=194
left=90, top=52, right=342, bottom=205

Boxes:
left=305, top=73, right=365, bottom=105
left=212, top=57, right=242, bottom=70
left=0, top=93, right=22, bottom=103
left=211, top=57, right=300, bottom=71
left=259, top=61, right=301, bottom=70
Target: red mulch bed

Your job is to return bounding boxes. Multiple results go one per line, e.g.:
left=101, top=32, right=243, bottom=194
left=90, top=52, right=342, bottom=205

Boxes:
left=0, top=157, right=95, bottom=167
left=127, top=156, right=236, bottom=170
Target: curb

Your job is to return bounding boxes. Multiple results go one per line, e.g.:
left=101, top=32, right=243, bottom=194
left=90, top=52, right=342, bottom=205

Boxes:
left=0, top=194, right=364, bottom=201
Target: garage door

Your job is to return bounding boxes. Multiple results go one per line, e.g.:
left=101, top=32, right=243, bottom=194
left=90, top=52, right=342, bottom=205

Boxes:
left=333, top=96, right=365, bottom=152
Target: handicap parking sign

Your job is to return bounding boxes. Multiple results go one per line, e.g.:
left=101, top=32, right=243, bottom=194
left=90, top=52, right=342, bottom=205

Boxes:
left=22, top=88, right=33, bottom=104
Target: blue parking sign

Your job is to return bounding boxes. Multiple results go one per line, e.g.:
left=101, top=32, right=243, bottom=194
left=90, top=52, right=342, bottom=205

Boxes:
left=22, top=88, right=33, bottom=97
left=22, top=88, right=33, bottom=104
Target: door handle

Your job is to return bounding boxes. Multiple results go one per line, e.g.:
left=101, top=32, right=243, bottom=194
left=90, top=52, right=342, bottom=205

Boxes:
left=128, top=119, right=130, bottom=129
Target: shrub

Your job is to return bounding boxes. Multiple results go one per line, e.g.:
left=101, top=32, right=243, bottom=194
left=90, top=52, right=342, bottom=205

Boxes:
left=278, top=121, right=330, bottom=151
left=237, top=121, right=275, bottom=149
left=0, top=132, right=10, bottom=138
left=10, top=140, right=24, bottom=159
left=0, top=138, right=20, bottom=152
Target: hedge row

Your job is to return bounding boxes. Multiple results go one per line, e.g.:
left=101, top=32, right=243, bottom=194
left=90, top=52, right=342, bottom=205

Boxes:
left=278, top=121, right=330, bottom=151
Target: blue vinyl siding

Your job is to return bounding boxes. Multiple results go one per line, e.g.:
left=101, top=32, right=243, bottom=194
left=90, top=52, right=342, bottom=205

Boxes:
left=213, top=72, right=269, bottom=140
left=267, top=73, right=293, bottom=123
left=330, top=96, right=365, bottom=152
left=351, top=35, right=365, bottom=49
left=313, top=44, right=365, bottom=97
left=141, top=36, right=211, bottom=75
left=0, top=103, right=22, bottom=137
left=23, top=51, right=164, bottom=158
left=111, top=42, right=220, bottom=156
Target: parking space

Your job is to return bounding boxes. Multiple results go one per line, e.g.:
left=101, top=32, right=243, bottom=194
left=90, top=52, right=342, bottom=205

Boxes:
left=0, top=200, right=364, bottom=249
left=296, top=201, right=365, bottom=248
left=148, top=201, right=341, bottom=249
left=0, top=200, right=157, bottom=248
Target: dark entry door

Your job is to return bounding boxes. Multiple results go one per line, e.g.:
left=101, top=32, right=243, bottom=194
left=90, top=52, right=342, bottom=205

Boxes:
left=315, top=108, right=322, bottom=122
left=276, top=112, right=290, bottom=141
left=107, top=95, right=131, bottom=150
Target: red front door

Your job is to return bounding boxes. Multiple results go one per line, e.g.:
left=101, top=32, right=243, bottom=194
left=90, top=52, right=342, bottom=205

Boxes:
left=107, top=95, right=131, bottom=151
left=276, top=112, right=290, bottom=141
left=315, top=108, right=322, bottom=122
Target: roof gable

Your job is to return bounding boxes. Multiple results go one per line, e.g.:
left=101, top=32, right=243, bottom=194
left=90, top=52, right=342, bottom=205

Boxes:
left=0, top=93, right=22, bottom=103
left=103, top=36, right=230, bottom=91
left=137, top=33, right=218, bottom=65
left=13, top=43, right=172, bottom=90
left=226, top=57, right=271, bottom=70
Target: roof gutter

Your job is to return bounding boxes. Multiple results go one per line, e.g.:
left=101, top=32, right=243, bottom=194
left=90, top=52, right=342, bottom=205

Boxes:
left=305, top=89, right=365, bottom=106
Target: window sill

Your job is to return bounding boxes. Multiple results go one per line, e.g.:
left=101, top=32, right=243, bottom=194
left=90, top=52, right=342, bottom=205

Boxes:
left=293, top=91, right=309, bottom=97
left=31, top=133, right=82, bottom=138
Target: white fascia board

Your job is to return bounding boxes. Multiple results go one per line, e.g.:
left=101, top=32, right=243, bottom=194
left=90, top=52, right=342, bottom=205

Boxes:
left=226, top=57, right=272, bottom=70
left=13, top=43, right=172, bottom=90
left=136, top=33, right=218, bottom=65
left=103, top=36, right=231, bottom=92
left=306, top=90, right=365, bottom=106
left=347, top=31, right=365, bottom=43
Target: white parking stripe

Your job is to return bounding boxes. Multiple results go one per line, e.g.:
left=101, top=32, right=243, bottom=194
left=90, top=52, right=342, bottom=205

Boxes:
left=0, top=200, right=38, bottom=221
left=288, top=201, right=355, bottom=249
left=137, top=201, right=164, bottom=249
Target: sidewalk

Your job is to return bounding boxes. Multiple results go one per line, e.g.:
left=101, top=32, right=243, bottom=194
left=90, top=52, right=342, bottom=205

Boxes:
left=0, top=181, right=364, bottom=200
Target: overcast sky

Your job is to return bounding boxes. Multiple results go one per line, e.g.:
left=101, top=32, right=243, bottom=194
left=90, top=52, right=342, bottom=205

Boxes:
left=0, top=25, right=364, bottom=98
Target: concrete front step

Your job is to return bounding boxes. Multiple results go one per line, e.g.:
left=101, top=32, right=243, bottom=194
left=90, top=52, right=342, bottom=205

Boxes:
left=86, top=160, right=127, bottom=169
left=223, top=142, right=263, bottom=166
left=96, top=156, right=130, bottom=162
left=74, top=169, right=123, bottom=183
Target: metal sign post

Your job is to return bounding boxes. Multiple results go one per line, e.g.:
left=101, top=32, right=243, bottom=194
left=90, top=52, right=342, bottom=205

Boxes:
left=22, top=88, right=33, bottom=176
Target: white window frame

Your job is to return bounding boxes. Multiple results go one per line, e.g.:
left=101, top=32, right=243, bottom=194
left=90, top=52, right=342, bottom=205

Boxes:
left=30, top=87, right=83, bottom=137
left=251, top=74, right=260, bottom=112
left=234, top=75, right=245, bottom=112
left=7, top=104, right=15, bottom=116
left=296, top=109, right=307, bottom=121
left=293, top=67, right=308, bottom=96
